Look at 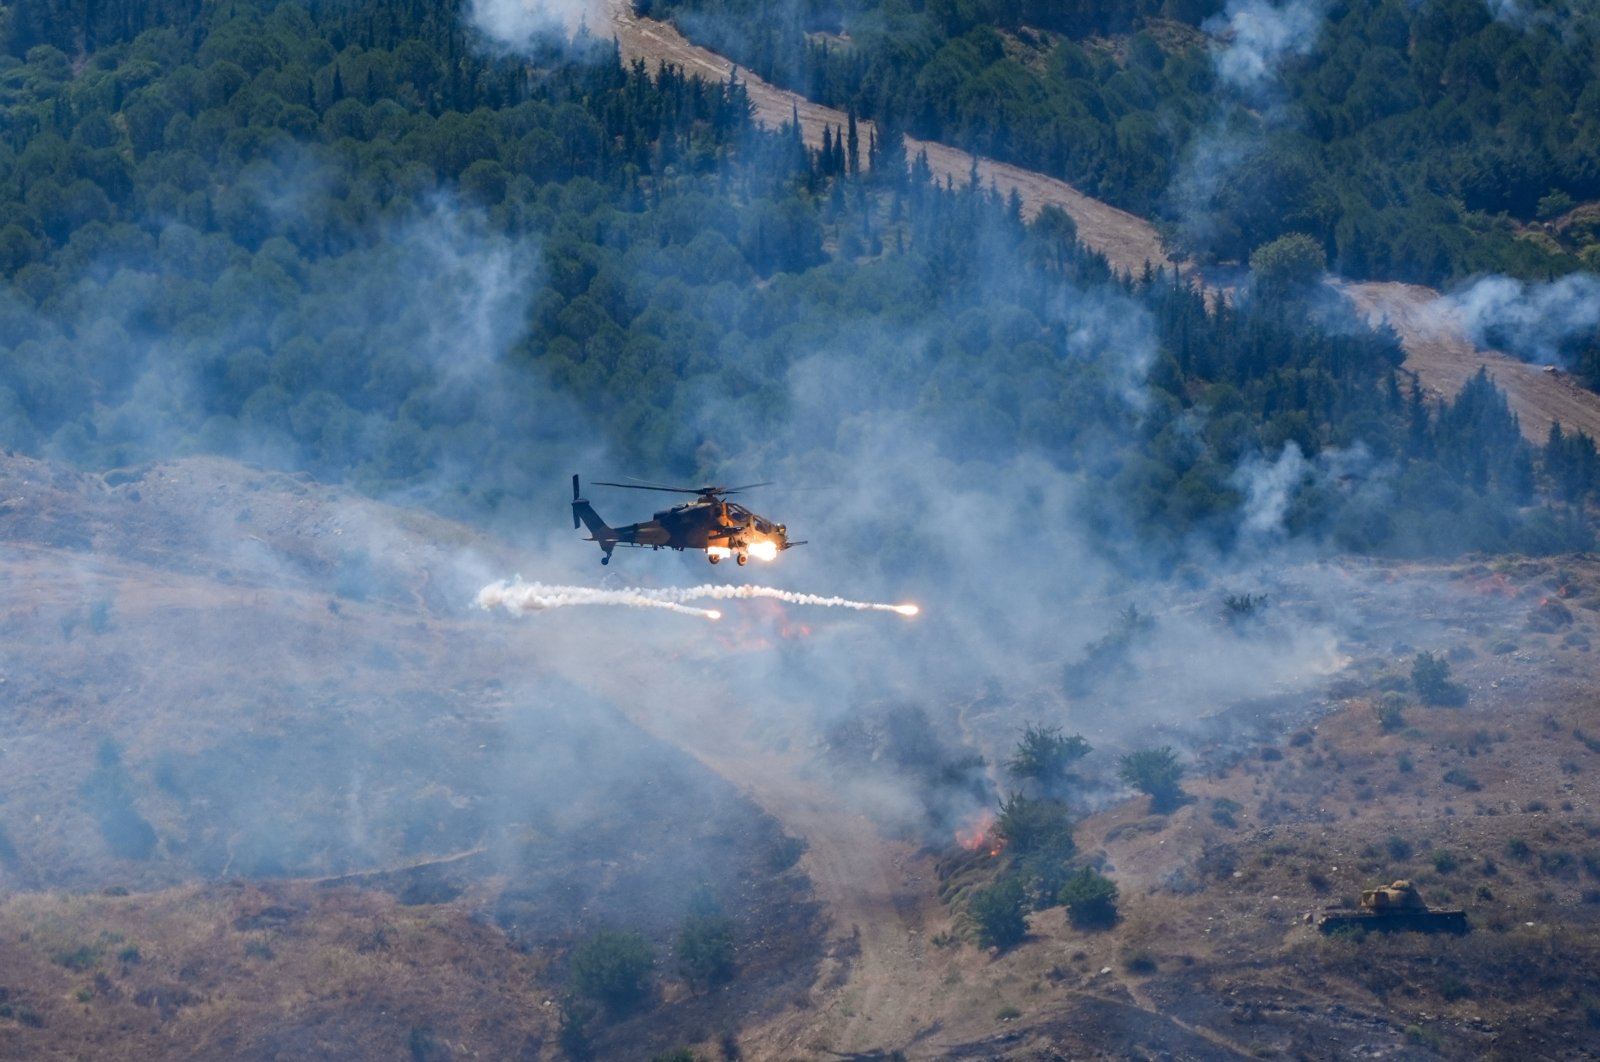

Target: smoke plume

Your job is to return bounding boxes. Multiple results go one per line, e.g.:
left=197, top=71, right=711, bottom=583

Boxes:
left=475, top=577, right=919, bottom=619
left=1437, top=273, right=1600, bottom=366
left=465, top=0, right=606, bottom=49
left=1205, top=0, right=1330, bottom=98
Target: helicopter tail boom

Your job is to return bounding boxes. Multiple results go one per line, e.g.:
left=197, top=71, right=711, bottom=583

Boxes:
left=572, top=475, right=619, bottom=562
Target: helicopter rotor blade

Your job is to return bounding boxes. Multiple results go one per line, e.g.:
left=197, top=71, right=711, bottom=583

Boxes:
left=591, top=480, right=707, bottom=495
left=590, top=478, right=776, bottom=497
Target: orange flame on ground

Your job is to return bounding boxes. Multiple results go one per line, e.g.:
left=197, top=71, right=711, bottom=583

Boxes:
left=1470, top=574, right=1517, bottom=598
left=955, top=809, right=997, bottom=851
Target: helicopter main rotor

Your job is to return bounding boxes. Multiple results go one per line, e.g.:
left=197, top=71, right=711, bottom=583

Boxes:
left=591, top=479, right=773, bottom=500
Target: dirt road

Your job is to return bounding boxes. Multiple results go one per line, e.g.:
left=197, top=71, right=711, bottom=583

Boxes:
left=602, top=0, right=1600, bottom=442
left=602, top=0, right=1168, bottom=278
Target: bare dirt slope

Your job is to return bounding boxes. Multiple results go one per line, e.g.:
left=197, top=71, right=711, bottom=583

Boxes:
left=603, top=0, right=1600, bottom=442
left=1342, top=280, right=1600, bottom=443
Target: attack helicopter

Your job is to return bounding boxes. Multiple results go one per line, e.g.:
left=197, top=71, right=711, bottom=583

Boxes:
left=571, top=474, right=805, bottom=566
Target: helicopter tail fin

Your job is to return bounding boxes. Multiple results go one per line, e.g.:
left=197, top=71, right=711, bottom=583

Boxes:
left=571, top=475, right=615, bottom=541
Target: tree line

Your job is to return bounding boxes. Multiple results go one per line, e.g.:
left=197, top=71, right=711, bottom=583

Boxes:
left=644, top=0, right=1599, bottom=285
left=0, top=0, right=1594, bottom=559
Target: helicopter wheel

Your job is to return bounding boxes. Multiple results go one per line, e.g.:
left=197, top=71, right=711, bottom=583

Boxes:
left=601, top=555, right=610, bottom=565
left=708, top=553, right=720, bottom=565
left=736, top=552, right=748, bottom=566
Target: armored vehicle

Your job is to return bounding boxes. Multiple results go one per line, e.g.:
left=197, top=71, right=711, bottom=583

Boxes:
left=1316, top=880, right=1468, bottom=934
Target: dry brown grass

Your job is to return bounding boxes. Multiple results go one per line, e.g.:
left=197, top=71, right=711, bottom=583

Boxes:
left=0, top=882, right=554, bottom=1061
left=905, top=556, right=1600, bottom=1058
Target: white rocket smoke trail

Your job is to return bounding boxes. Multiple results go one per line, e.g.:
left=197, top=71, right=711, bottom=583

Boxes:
left=475, top=578, right=920, bottom=620
left=666, top=584, right=920, bottom=616
left=475, top=579, right=723, bottom=619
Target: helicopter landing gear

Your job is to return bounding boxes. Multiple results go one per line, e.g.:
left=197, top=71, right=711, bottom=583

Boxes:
left=708, top=553, right=720, bottom=564
left=601, top=554, right=610, bottom=565
left=736, top=552, right=748, bottom=566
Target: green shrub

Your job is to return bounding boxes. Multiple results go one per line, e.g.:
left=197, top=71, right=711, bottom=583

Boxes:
left=54, top=944, right=100, bottom=971
left=1117, top=746, right=1186, bottom=812
left=676, top=914, right=735, bottom=988
left=1373, top=693, right=1406, bottom=732
left=569, top=929, right=654, bottom=1015
left=1250, top=233, right=1326, bottom=289
left=1412, top=652, right=1466, bottom=706
left=1541, top=849, right=1576, bottom=876
left=994, top=793, right=1075, bottom=858
left=1059, top=867, right=1119, bottom=930
left=967, top=875, right=1028, bottom=950
left=1122, top=949, right=1157, bottom=974
left=1211, top=797, right=1241, bottom=828
left=1005, top=722, right=1090, bottom=787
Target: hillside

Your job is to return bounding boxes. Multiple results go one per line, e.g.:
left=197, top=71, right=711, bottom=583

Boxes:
left=602, top=0, right=1600, bottom=445
left=638, top=0, right=1600, bottom=283
left=0, top=454, right=822, bottom=1060
left=4, top=2, right=1600, bottom=1059
left=4, top=454, right=1599, bottom=1059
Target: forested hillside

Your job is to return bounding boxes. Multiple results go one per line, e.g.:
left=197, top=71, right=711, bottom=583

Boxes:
left=0, top=0, right=1595, bottom=559
left=643, top=0, right=1600, bottom=284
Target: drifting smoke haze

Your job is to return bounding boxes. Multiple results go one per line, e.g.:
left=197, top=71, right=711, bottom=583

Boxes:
left=0, top=0, right=1444, bottom=910
left=1482, top=0, right=1572, bottom=32
left=1204, top=0, right=1330, bottom=98
left=1436, top=273, right=1600, bottom=367
left=6, top=6, right=1548, bottom=1055
left=1170, top=0, right=1329, bottom=258
left=1230, top=442, right=1393, bottom=547
left=0, top=156, right=575, bottom=521
left=1486, top=0, right=1530, bottom=22
left=465, top=0, right=608, bottom=49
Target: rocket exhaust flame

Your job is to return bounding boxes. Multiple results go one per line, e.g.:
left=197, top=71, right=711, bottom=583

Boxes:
left=475, top=578, right=920, bottom=621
